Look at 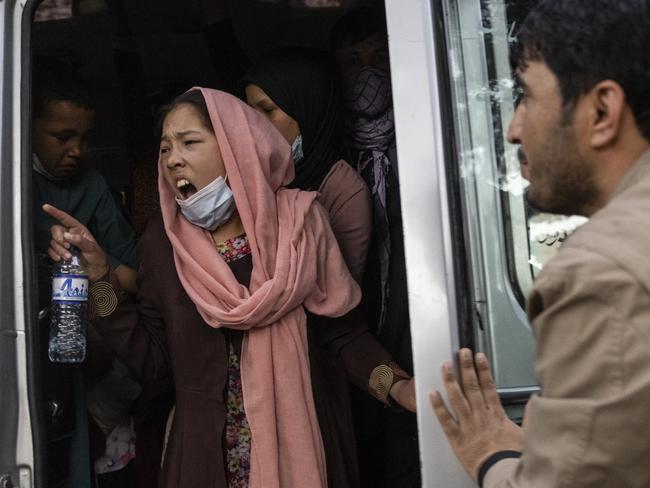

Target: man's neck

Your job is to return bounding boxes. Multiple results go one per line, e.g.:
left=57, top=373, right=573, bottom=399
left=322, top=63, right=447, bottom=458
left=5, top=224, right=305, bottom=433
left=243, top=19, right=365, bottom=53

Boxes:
left=589, top=140, right=650, bottom=216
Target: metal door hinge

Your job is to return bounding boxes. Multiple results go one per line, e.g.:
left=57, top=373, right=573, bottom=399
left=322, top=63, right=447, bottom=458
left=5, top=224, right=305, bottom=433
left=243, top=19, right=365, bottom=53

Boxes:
left=0, top=467, right=32, bottom=488
left=0, top=474, right=14, bottom=488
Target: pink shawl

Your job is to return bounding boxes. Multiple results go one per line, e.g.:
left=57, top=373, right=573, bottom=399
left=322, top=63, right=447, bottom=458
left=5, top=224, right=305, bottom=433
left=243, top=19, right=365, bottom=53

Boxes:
left=158, top=88, right=361, bottom=488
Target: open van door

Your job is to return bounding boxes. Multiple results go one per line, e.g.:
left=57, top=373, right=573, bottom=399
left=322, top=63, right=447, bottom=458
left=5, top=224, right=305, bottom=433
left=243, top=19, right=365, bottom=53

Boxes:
left=0, top=1, right=39, bottom=487
left=387, top=0, right=581, bottom=486
left=385, top=1, right=477, bottom=486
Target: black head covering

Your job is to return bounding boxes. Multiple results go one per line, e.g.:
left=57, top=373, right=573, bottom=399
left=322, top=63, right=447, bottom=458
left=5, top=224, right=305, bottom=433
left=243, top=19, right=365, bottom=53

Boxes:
left=243, top=47, right=343, bottom=191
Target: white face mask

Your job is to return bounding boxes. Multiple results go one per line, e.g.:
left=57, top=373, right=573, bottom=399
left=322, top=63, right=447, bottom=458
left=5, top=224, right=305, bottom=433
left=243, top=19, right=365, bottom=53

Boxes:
left=291, top=134, right=304, bottom=165
left=175, top=175, right=235, bottom=231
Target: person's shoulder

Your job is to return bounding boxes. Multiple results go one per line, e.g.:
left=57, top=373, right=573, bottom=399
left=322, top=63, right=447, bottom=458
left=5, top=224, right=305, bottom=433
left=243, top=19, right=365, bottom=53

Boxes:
left=527, top=245, right=647, bottom=336
left=531, top=214, right=650, bottom=316
left=72, top=166, right=110, bottom=193
left=320, top=160, right=366, bottom=192
left=535, top=245, right=621, bottom=290
left=555, top=180, right=650, bottom=295
left=318, top=160, right=369, bottom=208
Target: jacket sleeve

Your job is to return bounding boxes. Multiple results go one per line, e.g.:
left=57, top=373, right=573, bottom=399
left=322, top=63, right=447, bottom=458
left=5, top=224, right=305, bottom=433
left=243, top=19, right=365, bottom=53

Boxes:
left=89, top=245, right=170, bottom=385
left=329, top=185, right=372, bottom=284
left=319, top=162, right=373, bottom=284
left=484, top=249, right=650, bottom=488
left=309, top=307, right=403, bottom=403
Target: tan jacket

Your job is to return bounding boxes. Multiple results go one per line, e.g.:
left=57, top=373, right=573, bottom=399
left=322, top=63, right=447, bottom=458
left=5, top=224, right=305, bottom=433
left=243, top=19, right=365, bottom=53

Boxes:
left=486, top=149, right=650, bottom=488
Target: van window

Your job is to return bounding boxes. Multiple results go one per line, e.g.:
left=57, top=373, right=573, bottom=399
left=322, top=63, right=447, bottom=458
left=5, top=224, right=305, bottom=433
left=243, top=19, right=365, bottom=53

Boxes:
left=437, top=0, right=587, bottom=415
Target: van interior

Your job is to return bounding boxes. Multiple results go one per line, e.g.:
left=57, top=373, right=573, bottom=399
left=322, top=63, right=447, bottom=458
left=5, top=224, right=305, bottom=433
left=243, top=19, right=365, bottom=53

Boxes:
left=25, top=0, right=585, bottom=486
left=32, top=0, right=372, bottom=234
left=29, top=1, right=413, bottom=487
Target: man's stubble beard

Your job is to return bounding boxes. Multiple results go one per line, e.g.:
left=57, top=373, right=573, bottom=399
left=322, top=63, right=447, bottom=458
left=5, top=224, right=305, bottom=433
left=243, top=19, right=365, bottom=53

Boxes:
left=525, top=125, right=599, bottom=217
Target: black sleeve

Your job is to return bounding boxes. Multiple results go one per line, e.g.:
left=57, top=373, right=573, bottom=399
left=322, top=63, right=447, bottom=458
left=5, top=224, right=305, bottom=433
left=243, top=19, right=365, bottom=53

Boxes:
left=309, top=307, right=395, bottom=394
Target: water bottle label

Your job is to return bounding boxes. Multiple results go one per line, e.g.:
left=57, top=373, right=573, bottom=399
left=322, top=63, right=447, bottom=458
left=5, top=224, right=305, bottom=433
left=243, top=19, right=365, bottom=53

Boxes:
left=52, top=274, right=89, bottom=302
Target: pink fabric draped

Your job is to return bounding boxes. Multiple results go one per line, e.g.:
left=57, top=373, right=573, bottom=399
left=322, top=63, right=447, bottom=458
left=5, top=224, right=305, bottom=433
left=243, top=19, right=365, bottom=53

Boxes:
left=158, top=88, right=361, bottom=488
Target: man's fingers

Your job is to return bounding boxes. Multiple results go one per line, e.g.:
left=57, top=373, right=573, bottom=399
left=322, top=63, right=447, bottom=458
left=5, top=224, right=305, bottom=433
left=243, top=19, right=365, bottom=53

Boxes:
left=42, top=204, right=84, bottom=229
left=458, top=348, right=485, bottom=411
left=50, top=224, right=70, bottom=246
left=441, top=361, right=471, bottom=420
left=80, top=229, right=99, bottom=245
left=50, top=239, right=72, bottom=261
left=475, top=352, right=502, bottom=411
left=48, top=247, right=62, bottom=263
left=63, top=232, right=96, bottom=253
left=430, top=391, right=459, bottom=438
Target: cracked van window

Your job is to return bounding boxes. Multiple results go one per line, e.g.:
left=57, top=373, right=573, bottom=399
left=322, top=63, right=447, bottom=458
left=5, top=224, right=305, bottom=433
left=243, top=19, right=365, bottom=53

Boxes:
left=447, top=0, right=587, bottom=300
left=439, top=0, right=590, bottom=399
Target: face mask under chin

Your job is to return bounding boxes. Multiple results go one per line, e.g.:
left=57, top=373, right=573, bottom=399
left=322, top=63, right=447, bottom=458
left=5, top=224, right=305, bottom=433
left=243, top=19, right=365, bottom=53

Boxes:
left=175, top=175, right=236, bottom=231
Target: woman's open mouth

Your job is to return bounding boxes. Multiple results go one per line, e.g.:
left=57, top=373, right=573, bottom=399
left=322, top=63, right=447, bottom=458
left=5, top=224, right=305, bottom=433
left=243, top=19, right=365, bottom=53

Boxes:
left=176, top=179, right=197, bottom=200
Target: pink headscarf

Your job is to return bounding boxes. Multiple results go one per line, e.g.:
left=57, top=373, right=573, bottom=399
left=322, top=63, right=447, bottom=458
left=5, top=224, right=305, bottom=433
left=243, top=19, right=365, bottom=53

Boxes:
left=158, top=88, right=361, bottom=488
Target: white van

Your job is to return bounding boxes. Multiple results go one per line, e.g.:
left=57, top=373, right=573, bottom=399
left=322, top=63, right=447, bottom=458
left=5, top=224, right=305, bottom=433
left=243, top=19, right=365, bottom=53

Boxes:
left=0, top=0, right=582, bottom=486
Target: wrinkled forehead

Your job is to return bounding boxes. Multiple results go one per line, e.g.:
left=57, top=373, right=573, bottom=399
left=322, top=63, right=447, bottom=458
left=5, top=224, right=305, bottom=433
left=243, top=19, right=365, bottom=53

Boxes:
left=162, top=104, right=213, bottom=139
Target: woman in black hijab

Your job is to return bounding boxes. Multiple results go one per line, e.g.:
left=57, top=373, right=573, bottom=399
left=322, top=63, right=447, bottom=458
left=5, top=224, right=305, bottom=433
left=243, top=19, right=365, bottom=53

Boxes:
left=244, top=47, right=372, bottom=282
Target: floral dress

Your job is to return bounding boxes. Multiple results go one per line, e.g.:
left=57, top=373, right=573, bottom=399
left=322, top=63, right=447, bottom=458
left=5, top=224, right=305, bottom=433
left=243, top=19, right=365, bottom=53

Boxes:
left=215, top=234, right=252, bottom=488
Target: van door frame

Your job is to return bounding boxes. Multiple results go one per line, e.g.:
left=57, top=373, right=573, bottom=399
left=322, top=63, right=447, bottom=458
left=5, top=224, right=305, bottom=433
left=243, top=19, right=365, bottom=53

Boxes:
left=0, top=0, right=44, bottom=486
left=384, top=0, right=475, bottom=486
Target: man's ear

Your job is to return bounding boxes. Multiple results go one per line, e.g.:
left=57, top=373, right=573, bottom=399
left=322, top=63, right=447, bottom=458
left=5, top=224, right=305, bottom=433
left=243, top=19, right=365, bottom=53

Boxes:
left=588, top=80, right=626, bottom=149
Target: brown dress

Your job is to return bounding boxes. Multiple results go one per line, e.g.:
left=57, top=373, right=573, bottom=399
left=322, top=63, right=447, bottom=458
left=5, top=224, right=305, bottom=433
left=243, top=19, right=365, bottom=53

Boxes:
left=91, top=214, right=394, bottom=488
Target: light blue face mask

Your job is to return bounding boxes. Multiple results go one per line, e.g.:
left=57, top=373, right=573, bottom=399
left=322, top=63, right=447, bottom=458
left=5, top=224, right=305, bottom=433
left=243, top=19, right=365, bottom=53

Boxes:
left=291, top=134, right=304, bottom=164
left=175, top=175, right=235, bottom=231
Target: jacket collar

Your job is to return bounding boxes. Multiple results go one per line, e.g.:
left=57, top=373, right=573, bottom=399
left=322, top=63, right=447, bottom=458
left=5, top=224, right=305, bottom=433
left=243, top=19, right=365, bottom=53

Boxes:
left=611, top=147, right=650, bottom=199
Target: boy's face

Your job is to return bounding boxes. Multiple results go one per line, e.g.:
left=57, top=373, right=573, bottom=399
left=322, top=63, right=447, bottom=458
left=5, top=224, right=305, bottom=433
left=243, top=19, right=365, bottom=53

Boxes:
left=32, top=100, right=95, bottom=180
left=334, top=33, right=390, bottom=85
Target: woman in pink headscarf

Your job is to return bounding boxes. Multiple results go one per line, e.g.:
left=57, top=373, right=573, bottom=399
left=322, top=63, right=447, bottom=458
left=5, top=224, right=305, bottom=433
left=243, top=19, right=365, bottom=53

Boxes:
left=44, top=88, right=415, bottom=488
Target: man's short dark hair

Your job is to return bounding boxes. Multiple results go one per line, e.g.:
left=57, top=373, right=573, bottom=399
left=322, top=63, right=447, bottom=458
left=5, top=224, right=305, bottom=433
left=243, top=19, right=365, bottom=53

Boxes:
left=329, top=6, right=387, bottom=53
left=32, top=56, right=94, bottom=119
left=514, top=0, right=650, bottom=140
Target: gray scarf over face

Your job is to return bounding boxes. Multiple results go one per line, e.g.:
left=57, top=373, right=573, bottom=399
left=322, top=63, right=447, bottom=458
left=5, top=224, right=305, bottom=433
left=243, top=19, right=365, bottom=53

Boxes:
left=345, top=66, right=395, bottom=333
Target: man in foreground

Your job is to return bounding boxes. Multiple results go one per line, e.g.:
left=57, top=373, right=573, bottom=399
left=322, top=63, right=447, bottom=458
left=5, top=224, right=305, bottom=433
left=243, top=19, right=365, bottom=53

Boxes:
left=431, top=0, right=650, bottom=486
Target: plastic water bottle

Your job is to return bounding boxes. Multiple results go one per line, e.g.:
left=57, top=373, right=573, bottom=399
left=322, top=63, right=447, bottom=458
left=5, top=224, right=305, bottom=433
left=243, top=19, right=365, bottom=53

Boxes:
left=48, top=247, right=88, bottom=363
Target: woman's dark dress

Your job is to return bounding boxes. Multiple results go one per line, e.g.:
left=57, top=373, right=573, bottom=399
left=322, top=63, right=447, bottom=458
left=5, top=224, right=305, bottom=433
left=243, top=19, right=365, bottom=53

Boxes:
left=91, top=214, right=393, bottom=488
